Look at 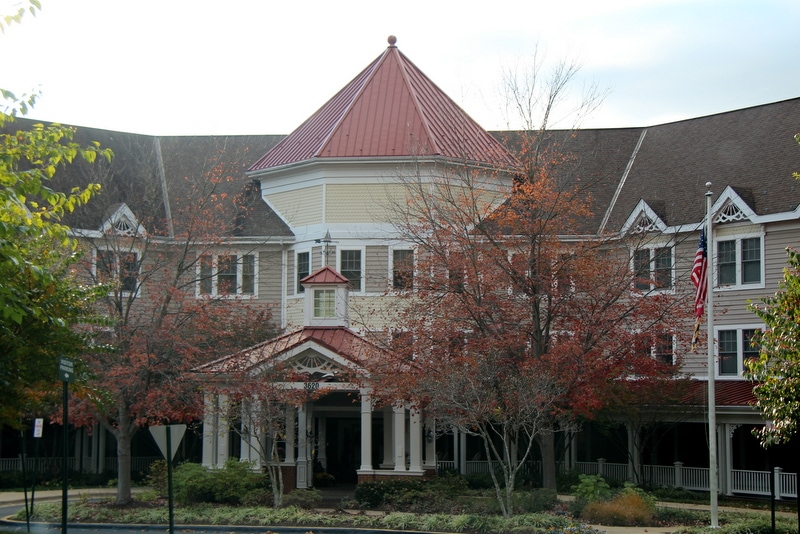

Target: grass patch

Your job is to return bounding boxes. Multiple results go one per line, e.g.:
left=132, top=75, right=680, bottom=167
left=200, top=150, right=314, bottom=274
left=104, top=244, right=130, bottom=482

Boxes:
left=15, top=500, right=600, bottom=534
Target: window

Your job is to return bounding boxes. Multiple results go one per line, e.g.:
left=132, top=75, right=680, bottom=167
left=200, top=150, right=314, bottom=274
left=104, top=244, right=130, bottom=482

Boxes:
left=633, top=246, right=672, bottom=291
left=717, top=236, right=762, bottom=287
left=392, top=249, right=414, bottom=290
left=339, top=249, right=362, bottom=291
left=96, top=250, right=139, bottom=293
left=717, top=327, right=760, bottom=376
left=296, top=251, right=310, bottom=294
left=198, top=253, right=256, bottom=296
left=654, top=334, right=674, bottom=365
left=639, top=333, right=674, bottom=365
left=313, top=289, right=336, bottom=318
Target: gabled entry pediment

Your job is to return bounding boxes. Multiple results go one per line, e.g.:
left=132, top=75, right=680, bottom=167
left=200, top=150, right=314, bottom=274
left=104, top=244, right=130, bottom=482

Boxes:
left=197, top=325, right=379, bottom=383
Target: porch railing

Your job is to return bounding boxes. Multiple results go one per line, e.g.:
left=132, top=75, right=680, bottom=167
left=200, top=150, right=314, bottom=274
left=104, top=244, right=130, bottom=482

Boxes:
left=436, top=458, right=797, bottom=499
left=0, top=456, right=160, bottom=476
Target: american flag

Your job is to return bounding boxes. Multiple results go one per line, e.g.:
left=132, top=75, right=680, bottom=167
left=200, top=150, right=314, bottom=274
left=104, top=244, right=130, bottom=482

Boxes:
left=691, top=229, right=708, bottom=349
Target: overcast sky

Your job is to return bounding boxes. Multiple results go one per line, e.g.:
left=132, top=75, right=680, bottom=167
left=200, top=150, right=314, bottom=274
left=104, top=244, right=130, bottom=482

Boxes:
left=1, top=0, right=798, bottom=136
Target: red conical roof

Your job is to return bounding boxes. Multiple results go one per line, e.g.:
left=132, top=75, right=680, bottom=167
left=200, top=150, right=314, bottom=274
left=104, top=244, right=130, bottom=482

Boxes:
left=249, top=37, right=519, bottom=171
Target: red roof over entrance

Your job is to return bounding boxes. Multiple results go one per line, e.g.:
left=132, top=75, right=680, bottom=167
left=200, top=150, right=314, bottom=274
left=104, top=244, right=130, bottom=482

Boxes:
left=249, top=36, right=519, bottom=171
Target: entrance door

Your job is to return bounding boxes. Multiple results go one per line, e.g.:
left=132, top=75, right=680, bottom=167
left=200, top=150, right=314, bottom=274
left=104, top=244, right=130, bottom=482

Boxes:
left=325, top=417, right=360, bottom=483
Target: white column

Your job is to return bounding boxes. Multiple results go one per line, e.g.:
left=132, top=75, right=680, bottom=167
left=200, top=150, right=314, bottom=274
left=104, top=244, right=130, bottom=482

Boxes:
left=306, top=402, right=314, bottom=488
left=381, top=408, right=394, bottom=468
left=393, top=404, right=406, bottom=471
left=720, top=423, right=731, bottom=496
left=201, top=394, right=216, bottom=468
left=297, top=405, right=308, bottom=488
left=284, top=405, right=295, bottom=464
left=423, top=417, right=436, bottom=470
left=217, top=394, right=230, bottom=467
left=359, top=391, right=373, bottom=471
left=202, top=393, right=228, bottom=468
left=409, top=409, right=422, bottom=472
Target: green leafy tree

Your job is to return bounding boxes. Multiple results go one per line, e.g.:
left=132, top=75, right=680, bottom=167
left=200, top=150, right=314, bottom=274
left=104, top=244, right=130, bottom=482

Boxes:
left=0, top=97, right=112, bottom=426
left=745, top=134, right=800, bottom=446
left=746, top=247, right=800, bottom=445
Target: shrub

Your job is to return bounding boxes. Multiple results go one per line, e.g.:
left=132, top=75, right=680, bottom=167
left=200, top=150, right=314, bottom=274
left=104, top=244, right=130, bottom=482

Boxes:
left=172, top=462, right=214, bottom=504
left=146, top=460, right=168, bottom=496
left=354, top=479, right=424, bottom=508
left=209, top=459, right=266, bottom=505
left=557, top=468, right=582, bottom=492
left=464, top=473, right=495, bottom=489
left=572, top=474, right=612, bottom=503
left=172, top=460, right=268, bottom=505
left=424, top=472, right=469, bottom=496
left=0, top=470, right=26, bottom=489
left=354, top=481, right=385, bottom=507
left=283, top=488, right=321, bottom=509
left=512, top=488, right=558, bottom=513
left=240, top=487, right=273, bottom=507
left=581, top=490, right=655, bottom=526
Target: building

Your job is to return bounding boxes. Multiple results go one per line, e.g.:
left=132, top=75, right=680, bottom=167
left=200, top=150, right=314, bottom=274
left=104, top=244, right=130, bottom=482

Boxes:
left=2, top=37, right=799, bottom=497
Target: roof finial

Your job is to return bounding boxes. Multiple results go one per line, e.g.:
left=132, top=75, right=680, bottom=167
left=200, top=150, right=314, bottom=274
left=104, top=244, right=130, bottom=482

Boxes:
left=388, top=35, right=397, bottom=47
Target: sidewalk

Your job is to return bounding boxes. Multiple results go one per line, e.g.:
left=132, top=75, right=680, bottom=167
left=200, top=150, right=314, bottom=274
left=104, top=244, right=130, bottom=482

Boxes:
left=0, top=487, right=127, bottom=506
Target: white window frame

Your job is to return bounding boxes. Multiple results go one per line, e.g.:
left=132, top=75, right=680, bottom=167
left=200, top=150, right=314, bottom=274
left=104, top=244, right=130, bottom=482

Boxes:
left=631, top=245, right=674, bottom=292
left=94, top=248, right=141, bottom=296
left=197, top=252, right=258, bottom=298
left=651, top=333, right=675, bottom=365
left=714, top=324, right=762, bottom=378
left=295, top=249, right=311, bottom=295
left=390, top=247, right=415, bottom=292
left=337, top=247, right=365, bottom=293
left=312, top=288, right=336, bottom=319
left=714, top=232, right=765, bottom=290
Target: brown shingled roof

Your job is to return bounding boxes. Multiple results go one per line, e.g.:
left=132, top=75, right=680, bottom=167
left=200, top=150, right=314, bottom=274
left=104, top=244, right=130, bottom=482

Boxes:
left=249, top=37, right=519, bottom=172
left=603, top=98, right=800, bottom=232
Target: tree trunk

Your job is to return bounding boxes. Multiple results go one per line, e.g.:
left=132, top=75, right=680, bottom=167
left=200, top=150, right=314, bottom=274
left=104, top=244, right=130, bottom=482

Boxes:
left=538, top=432, right=558, bottom=490
left=114, top=409, right=136, bottom=505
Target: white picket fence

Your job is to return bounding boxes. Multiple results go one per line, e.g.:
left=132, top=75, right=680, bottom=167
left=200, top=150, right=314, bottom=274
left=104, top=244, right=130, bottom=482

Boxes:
left=438, top=459, right=798, bottom=500
left=0, top=456, right=160, bottom=475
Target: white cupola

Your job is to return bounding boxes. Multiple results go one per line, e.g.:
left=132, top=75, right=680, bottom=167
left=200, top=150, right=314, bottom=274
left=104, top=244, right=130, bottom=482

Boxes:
left=301, top=266, right=350, bottom=328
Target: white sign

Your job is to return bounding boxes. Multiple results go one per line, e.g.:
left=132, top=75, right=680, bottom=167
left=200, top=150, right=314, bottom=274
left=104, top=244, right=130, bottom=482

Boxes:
left=149, top=424, right=187, bottom=461
left=33, top=418, right=43, bottom=438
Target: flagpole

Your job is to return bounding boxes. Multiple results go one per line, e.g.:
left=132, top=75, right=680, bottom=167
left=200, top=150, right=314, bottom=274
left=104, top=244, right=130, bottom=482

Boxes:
left=705, top=182, right=718, bottom=527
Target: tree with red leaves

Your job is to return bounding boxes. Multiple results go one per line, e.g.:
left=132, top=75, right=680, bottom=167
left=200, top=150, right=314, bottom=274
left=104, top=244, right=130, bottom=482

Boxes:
left=202, top=360, right=326, bottom=508
left=375, top=59, right=688, bottom=516
left=69, top=141, right=279, bottom=504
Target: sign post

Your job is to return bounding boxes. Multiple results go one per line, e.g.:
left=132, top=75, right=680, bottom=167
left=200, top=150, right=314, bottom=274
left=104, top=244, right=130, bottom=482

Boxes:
left=31, top=418, right=42, bottom=516
left=149, top=424, right=186, bottom=534
left=58, top=357, right=74, bottom=534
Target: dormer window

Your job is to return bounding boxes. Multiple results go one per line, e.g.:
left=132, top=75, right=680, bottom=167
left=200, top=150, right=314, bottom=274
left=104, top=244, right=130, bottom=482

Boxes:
left=313, top=289, right=336, bottom=318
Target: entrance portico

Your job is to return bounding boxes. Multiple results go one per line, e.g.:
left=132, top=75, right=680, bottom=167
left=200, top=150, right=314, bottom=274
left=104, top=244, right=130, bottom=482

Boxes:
left=198, top=266, right=434, bottom=489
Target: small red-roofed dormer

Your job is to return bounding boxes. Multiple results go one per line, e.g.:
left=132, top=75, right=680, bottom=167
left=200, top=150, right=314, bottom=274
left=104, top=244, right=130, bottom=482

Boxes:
left=300, top=266, right=350, bottom=328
